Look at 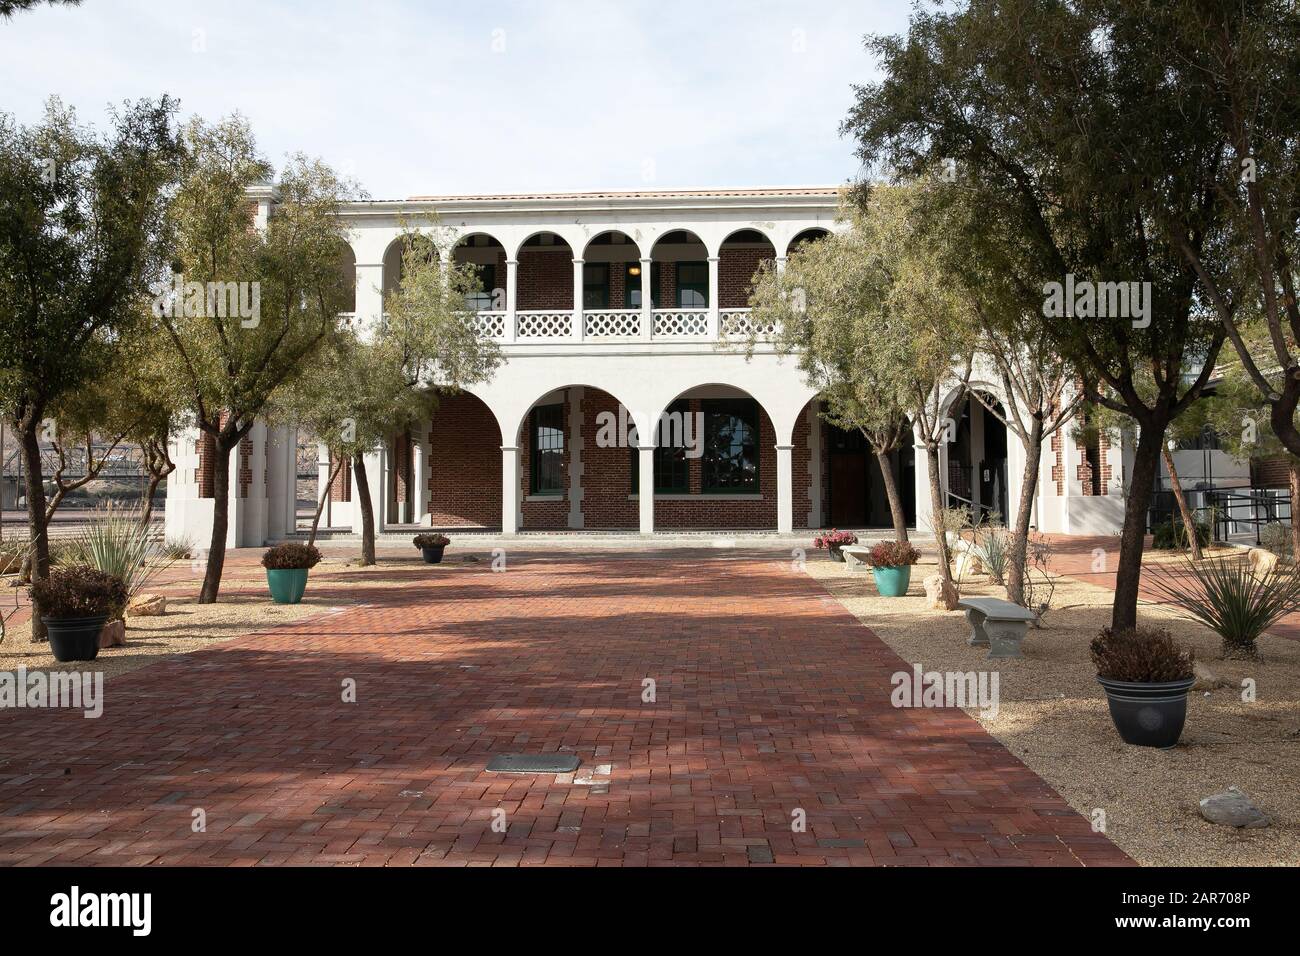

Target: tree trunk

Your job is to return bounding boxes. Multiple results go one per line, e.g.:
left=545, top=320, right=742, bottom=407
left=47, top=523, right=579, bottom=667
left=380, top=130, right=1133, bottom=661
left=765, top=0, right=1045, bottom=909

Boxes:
left=874, top=446, right=908, bottom=542
left=353, top=452, right=376, bottom=566
left=141, top=470, right=164, bottom=526
left=1161, top=444, right=1203, bottom=561
left=17, top=420, right=50, bottom=642
left=308, top=456, right=344, bottom=548
left=198, top=437, right=234, bottom=604
left=1006, top=418, right=1043, bottom=605
left=925, top=443, right=953, bottom=585
left=1112, top=421, right=1165, bottom=631
left=1289, top=460, right=1300, bottom=562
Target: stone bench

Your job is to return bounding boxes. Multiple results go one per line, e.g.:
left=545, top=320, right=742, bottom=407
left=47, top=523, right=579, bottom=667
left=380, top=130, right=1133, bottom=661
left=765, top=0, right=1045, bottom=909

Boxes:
left=957, top=597, right=1038, bottom=659
left=840, top=545, right=872, bottom=572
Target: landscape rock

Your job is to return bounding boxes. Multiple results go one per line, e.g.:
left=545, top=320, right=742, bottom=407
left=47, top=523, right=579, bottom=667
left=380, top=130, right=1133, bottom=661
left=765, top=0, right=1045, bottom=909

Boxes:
left=98, top=619, right=126, bottom=649
left=1192, top=661, right=1230, bottom=692
left=1199, top=787, right=1270, bottom=829
left=127, top=593, right=167, bottom=617
left=923, top=573, right=960, bottom=611
left=953, top=550, right=984, bottom=579
left=1248, top=548, right=1279, bottom=577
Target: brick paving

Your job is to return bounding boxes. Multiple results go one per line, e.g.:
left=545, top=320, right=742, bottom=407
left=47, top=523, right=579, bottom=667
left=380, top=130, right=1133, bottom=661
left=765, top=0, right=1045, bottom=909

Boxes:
left=0, top=550, right=1131, bottom=866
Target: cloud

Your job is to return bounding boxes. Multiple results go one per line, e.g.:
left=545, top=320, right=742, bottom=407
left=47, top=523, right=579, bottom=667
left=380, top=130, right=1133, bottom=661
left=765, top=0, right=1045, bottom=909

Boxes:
left=0, top=0, right=903, bottom=197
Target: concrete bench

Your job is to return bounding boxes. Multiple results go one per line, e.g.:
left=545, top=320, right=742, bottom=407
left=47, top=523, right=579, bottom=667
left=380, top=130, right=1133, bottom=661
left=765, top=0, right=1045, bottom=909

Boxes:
left=840, top=545, right=872, bottom=572
left=957, top=597, right=1038, bottom=659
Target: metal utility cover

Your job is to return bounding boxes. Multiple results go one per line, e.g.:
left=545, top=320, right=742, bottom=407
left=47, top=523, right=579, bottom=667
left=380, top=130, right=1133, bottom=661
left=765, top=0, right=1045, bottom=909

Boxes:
left=486, top=754, right=581, bottom=774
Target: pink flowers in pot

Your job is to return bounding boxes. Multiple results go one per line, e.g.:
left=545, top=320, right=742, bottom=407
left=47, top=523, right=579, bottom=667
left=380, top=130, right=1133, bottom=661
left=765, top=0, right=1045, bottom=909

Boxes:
left=813, top=530, right=859, bottom=550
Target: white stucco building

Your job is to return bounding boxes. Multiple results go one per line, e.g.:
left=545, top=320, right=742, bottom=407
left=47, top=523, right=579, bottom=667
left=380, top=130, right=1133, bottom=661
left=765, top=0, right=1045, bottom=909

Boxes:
left=165, top=186, right=1129, bottom=546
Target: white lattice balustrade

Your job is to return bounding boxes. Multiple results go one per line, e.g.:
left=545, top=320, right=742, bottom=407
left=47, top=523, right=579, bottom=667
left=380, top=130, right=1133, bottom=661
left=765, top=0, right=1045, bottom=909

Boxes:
left=584, top=310, right=641, bottom=337
left=652, top=310, right=709, bottom=339
left=516, top=311, right=573, bottom=339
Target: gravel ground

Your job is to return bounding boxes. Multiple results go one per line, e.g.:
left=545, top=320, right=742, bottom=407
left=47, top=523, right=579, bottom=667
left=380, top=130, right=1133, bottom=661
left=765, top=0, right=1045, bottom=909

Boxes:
left=805, top=552, right=1300, bottom=867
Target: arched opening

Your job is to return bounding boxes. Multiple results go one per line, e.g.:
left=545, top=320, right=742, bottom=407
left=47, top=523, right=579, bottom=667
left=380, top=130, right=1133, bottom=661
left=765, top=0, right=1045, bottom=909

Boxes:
left=452, top=232, right=507, bottom=311
left=945, top=386, right=1009, bottom=524
left=581, top=231, right=643, bottom=337
left=381, top=232, right=437, bottom=302
left=649, top=231, right=710, bottom=336
left=422, top=390, right=505, bottom=530
left=335, top=241, right=357, bottom=315
left=512, top=232, right=575, bottom=339
left=787, top=227, right=830, bottom=257
left=718, top=229, right=776, bottom=310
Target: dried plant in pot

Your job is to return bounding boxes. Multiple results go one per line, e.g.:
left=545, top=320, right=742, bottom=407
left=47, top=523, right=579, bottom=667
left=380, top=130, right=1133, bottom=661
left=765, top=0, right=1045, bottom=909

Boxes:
left=260, top=543, right=322, bottom=605
left=865, top=540, right=919, bottom=597
left=413, top=533, right=451, bottom=564
left=28, top=566, right=128, bottom=662
left=1090, top=625, right=1195, bottom=749
left=813, top=530, right=858, bottom=562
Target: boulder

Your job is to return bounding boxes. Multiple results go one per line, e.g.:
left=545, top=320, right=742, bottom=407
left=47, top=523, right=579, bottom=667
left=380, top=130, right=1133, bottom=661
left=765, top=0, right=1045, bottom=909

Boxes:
left=1192, top=661, right=1230, bottom=692
left=98, top=618, right=126, bottom=649
left=127, top=593, right=167, bottom=617
left=1248, top=548, right=1279, bottom=577
left=953, top=550, right=985, bottom=579
left=923, top=574, right=961, bottom=611
left=1199, top=787, right=1270, bottom=829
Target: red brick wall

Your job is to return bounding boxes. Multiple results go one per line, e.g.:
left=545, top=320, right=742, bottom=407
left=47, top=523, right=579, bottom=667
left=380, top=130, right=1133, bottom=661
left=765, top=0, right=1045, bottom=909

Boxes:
left=719, top=247, right=774, bottom=309
left=329, top=457, right=351, bottom=502
left=1253, top=456, right=1291, bottom=488
left=518, top=248, right=572, bottom=311
left=427, top=393, right=501, bottom=528
left=580, top=389, right=636, bottom=528
left=238, top=434, right=252, bottom=499
left=197, top=431, right=216, bottom=499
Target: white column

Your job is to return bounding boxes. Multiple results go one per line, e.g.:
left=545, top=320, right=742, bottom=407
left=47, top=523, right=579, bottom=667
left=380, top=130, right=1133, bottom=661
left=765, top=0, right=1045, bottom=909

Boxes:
left=354, top=263, right=384, bottom=337
left=501, top=445, right=520, bottom=535
left=640, top=257, right=653, bottom=341
left=775, top=255, right=788, bottom=275
left=776, top=443, right=794, bottom=535
left=412, top=426, right=430, bottom=527
left=504, top=258, right=518, bottom=344
left=913, top=433, right=934, bottom=538
left=316, top=442, right=332, bottom=530
left=638, top=445, right=655, bottom=535
left=707, top=255, right=720, bottom=339
left=572, top=257, right=585, bottom=342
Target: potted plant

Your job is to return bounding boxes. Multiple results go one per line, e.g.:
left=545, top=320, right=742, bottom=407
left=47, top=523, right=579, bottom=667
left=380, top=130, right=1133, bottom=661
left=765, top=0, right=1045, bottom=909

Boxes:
left=413, top=533, right=451, bottom=564
left=261, top=542, right=322, bottom=605
left=28, top=566, right=128, bottom=662
left=813, top=530, right=858, bottom=562
left=1090, top=625, right=1195, bottom=749
left=865, top=540, right=920, bottom=596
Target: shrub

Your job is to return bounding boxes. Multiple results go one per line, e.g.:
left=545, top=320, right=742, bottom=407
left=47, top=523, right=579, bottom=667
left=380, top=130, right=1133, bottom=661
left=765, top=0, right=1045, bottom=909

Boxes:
left=162, top=537, right=194, bottom=560
left=1090, top=625, right=1194, bottom=682
left=975, top=528, right=1010, bottom=585
left=813, top=530, right=858, bottom=549
left=1147, top=554, right=1300, bottom=659
left=867, top=540, right=919, bottom=567
left=74, top=504, right=176, bottom=613
left=261, top=543, right=322, bottom=570
left=1152, top=517, right=1210, bottom=551
left=413, top=533, right=451, bottom=549
left=1261, top=522, right=1292, bottom=563
left=29, top=566, right=128, bottom=620
left=0, top=540, right=26, bottom=575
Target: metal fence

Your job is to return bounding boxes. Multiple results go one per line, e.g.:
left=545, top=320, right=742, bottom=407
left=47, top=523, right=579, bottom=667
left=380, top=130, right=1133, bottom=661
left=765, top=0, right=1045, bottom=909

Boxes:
left=1147, top=486, right=1291, bottom=546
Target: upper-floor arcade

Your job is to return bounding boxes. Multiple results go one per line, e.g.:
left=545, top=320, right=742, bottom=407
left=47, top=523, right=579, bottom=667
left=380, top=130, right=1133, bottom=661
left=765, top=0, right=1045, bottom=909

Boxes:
left=330, top=187, right=841, bottom=346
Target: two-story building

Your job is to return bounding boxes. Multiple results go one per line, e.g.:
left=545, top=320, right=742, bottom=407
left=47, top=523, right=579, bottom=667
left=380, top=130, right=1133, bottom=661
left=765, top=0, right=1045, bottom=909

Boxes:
left=164, top=186, right=1129, bottom=547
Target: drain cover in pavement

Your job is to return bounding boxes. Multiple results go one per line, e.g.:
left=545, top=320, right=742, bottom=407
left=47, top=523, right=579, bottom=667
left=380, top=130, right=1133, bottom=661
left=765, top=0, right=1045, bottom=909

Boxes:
left=486, top=754, right=581, bottom=774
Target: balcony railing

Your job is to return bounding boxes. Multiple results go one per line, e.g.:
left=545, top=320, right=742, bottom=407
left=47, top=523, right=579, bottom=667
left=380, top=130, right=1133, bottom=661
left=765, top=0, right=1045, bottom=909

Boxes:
left=463, top=308, right=773, bottom=344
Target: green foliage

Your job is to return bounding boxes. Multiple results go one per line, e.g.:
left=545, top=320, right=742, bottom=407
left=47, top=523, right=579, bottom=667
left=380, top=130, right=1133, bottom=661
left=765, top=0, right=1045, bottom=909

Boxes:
left=1152, top=518, right=1211, bottom=551
left=70, top=503, right=176, bottom=612
left=1090, top=626, right=1194, bottom=683
left=1261, top=523, right=1292, bottom=563
left=1147, top=555, right=1300, bottom=659
left=975, top=527, right=1011, bottom=586
left=29, top=566, right=127, bottom=620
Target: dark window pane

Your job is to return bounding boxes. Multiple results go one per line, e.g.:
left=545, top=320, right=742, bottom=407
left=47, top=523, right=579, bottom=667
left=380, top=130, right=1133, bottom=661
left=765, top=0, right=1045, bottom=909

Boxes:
left=465, top=262, right=496, bottom=310
left=702, top=399, right=758, bottom=493
left=583, top=263, right=609, bottom=309
left=629, top=400, right=692, bottom=494
left=531, top=404, right=564, bottom=495
left=676, top=261, right=708, bottom=308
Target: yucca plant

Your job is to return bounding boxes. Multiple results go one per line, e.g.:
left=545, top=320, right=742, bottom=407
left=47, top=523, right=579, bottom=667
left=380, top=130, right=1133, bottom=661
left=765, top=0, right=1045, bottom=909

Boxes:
left=1147, top=555, right=1300, bottom=659
left=73, top=503, right=176, bottom=617
left=976, top=527, right=1010, bottom=585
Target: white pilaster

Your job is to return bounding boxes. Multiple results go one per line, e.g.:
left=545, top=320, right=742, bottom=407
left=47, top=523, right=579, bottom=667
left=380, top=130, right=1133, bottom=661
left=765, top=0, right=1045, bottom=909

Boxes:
left=412, top=425, right=430, bottom=526
left=638, top=445, right=655, bottom=535
left=572, top=257, right=585, bottom=342
left=707, top=255, right=720, bottom=339
left=776, top=443, right=794, bottom=534
left=639, top=257, right=653, bottom=341
left=501, top=445, right=520, bottom=535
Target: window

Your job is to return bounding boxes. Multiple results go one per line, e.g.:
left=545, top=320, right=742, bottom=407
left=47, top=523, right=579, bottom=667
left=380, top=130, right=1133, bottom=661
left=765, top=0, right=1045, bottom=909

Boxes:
left=465, top=262, right=496, bottom=311
left=530, top=404, right=564, bottom=495
left=624, top=262, right=646, bottom=309
left=676, top=261, right=708, bottom=308
left=630, top=400, right=691, bottom=494
left=702, top=399, right=758, bottom=493
left=583, top=263, right=610, bottom=309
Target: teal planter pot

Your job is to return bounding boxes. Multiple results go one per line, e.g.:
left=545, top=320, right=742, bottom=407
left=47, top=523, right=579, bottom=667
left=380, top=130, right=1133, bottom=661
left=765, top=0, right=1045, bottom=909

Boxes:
left=872, top=565, right=912, bottom=597
left=266, top=568, right=309, bottom=605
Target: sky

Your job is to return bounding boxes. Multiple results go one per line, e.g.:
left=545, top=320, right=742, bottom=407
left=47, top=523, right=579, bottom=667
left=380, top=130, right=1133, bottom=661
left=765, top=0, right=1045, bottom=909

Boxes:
left=0, top=0, right=908, bottom=199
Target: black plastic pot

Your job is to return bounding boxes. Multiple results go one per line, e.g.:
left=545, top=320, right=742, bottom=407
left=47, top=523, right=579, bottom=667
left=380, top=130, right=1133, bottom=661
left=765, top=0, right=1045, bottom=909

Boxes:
left=1097, top=676, right=1195, bottom=749
left=44, top=614, right=106, bottom=663
left=828, top=546, right=845, bottom=562
left=420, top=545, right=446, bottom=564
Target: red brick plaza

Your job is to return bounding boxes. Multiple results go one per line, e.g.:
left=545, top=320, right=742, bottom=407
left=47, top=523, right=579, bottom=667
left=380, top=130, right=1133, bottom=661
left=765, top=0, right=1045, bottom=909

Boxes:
left=0, top=550, right=1130, bottom=867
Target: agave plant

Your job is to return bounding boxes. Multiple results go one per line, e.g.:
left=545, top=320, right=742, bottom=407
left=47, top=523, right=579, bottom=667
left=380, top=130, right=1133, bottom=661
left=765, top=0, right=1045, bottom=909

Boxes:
left=73, top=503, right=176, bottom=613
left=1147, top=555, right=1300, bottom=659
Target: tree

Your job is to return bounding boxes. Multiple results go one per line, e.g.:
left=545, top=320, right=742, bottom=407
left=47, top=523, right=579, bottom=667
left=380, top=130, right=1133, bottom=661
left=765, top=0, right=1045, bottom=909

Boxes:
left=0, top=97, right=183, bottom=639
left=158, top=116, right=358, bottom=602
left=747, top=203, right=915, bottom=541
left=844, top=0, right=1229, bottom=629
left=0, top=0, right=80, bottom=19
